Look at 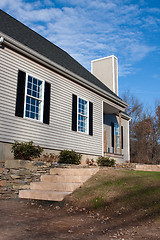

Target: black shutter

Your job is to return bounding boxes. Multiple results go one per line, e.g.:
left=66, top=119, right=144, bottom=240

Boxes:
left=72, top=94, right=77, bottom=131
left=89, top=101, right=93, bottom=136
left=43, top=82, right=51, bottom=124
left=15, top=70, right=26, bottom=118
left=121, top=126, right=123, bottom=149
left=111, top=122, right=114, bottom=147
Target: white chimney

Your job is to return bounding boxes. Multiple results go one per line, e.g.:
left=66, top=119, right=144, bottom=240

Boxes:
left=91, top=55, right=118, bottom=95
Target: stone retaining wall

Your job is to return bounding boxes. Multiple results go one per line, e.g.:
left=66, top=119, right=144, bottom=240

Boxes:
left=0, top=159, right=53, bottom=199
left=135, top=164, right=160, bottom=171
left=0, top=160, right=136, bottom=200
left=115, top=163, right=136, bottom=170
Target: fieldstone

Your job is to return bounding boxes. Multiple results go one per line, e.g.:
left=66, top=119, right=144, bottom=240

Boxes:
left=46, top=163, right=52, bottom=166
left=5, top=160, right=21, bottom=169
left=33, top=161, right=44, bottom=167
left=0, top=162, right=5, bottom=168
left=5, top=160, right=37, bottom=170
left=19, top=180, right=28, bottom=184
left=0, top=168, right=4, bottom=173
left=13, top=184, right=30, bottom=190
left=10, top=175, right=20, bottom=179
left=33, top=173, right=41, bottom=176
left=20, top=169, right=31, bottom=175
left=3, top=169, right=9, bottom=174
left=0, top=180, right=7, bottom=186
left=21, top=161, right=37, bottom=170
left=12, top=179, right=19, bottom=183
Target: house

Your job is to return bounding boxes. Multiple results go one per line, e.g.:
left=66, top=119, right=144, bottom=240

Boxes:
left=0, top=10, right=130, bottom=164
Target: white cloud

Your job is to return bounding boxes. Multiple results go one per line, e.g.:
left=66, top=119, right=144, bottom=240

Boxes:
left=0, top=0, right=159, bottom=77
left=0, top=0, right=23, bottom=10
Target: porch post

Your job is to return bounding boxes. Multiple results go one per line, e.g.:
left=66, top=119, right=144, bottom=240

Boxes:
left=104, top=130, right=107, bottom=153
left=119, top=111, right=122, bottom=154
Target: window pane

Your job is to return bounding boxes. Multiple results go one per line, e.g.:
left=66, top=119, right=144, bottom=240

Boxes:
left=38, top=80, right=42, bottom=87
left=31, top=105, right=35, bottom=112
left=32, top=91, right=36, bottom=97
left=33, top=84, right=37, bottom=91
left=26, top=111, right=29, bottom=118
left=26, top=104, right=30, bottom=111
left=27, top=82, right=32, bottom=89
left=26, top=96, right=30, bottom=104
left=30, top=112, right=35, bottom=119
left=33, top=78, right=37, bottom=85
left=36, top=100, right=39, bottom=106
left=28, top=76, right=32, bottom=83
left=31, top=98, right=35, bottom=105
left=27, top=89, right=31, bottom=95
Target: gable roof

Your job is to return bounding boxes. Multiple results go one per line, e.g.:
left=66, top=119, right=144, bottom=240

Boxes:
left=0, top=9, right=124, bottom=103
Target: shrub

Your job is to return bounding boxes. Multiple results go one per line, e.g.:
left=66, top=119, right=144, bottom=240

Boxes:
left=11, top=141, right=43, bottom=160
left=97, top=156, right=115, bottom=167
left=58, top=150, right=82, bottom=165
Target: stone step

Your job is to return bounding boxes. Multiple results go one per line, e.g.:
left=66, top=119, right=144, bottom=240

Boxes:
left=50, top=168, right=99, bottom=176
left=30, top=182, right=82, bottom=192
left=19, top=190, right=71, bottom=201
left=41, top=174, right=91, bottom=183
left=19, top=167, right=99, bottom=201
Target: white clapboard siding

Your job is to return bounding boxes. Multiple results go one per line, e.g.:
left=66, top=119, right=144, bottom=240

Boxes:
left=0, top=47, right=102, bottom=155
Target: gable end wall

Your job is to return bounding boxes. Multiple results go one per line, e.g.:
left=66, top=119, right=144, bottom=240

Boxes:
left=0, top=47, right=103, bottom=157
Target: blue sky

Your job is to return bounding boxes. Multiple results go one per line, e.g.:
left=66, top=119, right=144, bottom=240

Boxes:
left=1, top=0, right=160, bottom=109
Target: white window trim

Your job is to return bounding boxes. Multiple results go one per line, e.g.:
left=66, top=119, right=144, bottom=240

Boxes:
left=24, top=73, right=44, bottom=122
left=77, top=96, right=89, bottom=135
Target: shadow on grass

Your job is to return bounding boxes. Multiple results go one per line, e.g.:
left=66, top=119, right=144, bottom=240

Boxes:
left=68, top=169, right=160, bottom=229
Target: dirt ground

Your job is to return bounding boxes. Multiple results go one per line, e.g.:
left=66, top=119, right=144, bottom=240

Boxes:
left=0, top=199, right=160, bottom=240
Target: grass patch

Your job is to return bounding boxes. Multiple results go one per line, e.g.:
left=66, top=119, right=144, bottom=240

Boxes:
left=93, top=197, right=104, bottom=209
left=66, top=168, right=160, bottom=219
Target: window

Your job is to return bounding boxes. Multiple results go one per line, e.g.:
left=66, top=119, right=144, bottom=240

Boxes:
left=115, top=123, right=120, bottom=148
left=72, top=94, right=93, bottom=135
left=16, top=70, right=51, bottom=124
left=24, top=74, right=44, bottom=121
left=78, top=97, right=88, bottom=133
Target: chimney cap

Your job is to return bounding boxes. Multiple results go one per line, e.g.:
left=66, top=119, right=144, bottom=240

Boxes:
left=91, top=55, right=117, bottom=63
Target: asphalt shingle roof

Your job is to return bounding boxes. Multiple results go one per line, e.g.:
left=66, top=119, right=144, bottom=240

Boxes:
left=0, top=9, right=122, bottom=100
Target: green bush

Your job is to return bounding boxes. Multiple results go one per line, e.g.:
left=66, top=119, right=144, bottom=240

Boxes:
left=97, top=156, right=115, bottom=167
left=11, top=141, right=43, bottom=160
left=58, top=150, right=82, bottom=165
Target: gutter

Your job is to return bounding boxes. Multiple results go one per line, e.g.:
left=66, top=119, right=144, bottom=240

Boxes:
left=0, top=36, right=4, bottom=45
left=0, top=32, right=128, bottom=109
left=121, top=112, right=132, bottom=120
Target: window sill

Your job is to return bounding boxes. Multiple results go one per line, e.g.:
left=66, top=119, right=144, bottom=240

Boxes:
left=15, top=115, right=44, bottom=125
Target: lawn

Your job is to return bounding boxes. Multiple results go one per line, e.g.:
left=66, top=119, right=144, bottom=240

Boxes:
left=67, top=168, right=160, bottom=220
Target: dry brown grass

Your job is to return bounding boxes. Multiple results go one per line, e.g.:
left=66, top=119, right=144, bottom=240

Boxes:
left=66, top=168, right=160, bottom=219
